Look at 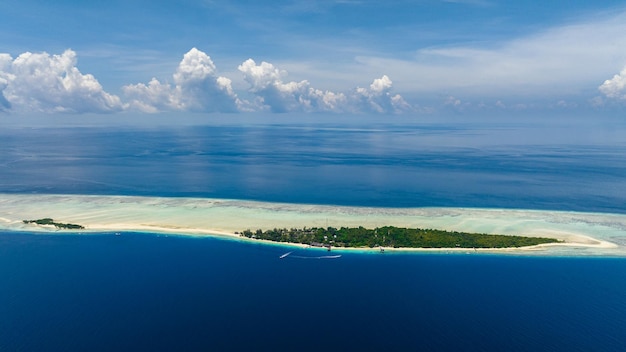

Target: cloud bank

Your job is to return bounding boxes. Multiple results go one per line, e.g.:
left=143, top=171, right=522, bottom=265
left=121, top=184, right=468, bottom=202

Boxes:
left=237, top=59, right=410, bottom=113
left=0, top=48, right=411, bottom=114
left=0, top=50, right=123, bottom=113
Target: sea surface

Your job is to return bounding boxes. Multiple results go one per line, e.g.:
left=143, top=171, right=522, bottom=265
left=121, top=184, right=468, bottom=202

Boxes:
left=1, top=115, right=626, bottom=351
left=1, top=115, right=625, bottom=213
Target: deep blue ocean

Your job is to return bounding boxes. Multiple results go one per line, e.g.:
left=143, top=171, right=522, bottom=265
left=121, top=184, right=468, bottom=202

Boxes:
left=1, top=116, right=626, bottom=351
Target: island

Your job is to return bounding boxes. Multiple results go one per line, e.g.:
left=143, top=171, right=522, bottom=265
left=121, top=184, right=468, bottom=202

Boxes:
left=2, top=194, right=620, bottom=256
left=241, top=226, right=560, bottom=249
left=23, top=218, right=85, bottom=230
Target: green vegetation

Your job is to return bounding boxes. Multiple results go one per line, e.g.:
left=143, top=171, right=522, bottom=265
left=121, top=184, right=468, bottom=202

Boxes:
left=241, top=226, right=560, bottom=249
left=23, top=218, right=84, bottom=230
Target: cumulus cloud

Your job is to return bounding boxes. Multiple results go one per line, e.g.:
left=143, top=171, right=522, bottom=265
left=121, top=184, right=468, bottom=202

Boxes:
left=1, top=47, right=412, bottom=115
left=238, top=59, right=348, bottom=113
left=123, top=48, right=242, bottom=113
left=122, top=78, right=178, bottom=113
left=238, top=59, right=411, bottom=113
left=352, top=75, right=412, bottom=113
left=0, top=50, right=123, bottom=113
left=599, top=67, right=626, bottom=100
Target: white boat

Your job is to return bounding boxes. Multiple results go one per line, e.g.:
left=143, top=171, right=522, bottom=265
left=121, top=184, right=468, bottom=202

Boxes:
left=279, top=251, right=293, bottom=259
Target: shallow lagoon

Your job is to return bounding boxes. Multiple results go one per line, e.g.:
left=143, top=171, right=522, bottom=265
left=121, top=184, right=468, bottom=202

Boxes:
left=1, top=194, right=626, bottom=256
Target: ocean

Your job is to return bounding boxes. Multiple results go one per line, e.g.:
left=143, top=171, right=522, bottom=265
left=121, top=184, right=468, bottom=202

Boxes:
left=2, top=232, right=626, bottom=351
left=1, top=116, right=625, bottom=213
left=1, top=116, right=626, bottom=351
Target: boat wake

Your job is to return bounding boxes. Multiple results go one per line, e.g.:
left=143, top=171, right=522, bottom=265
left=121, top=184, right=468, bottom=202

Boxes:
left=279, top=252, right=341, bottom=259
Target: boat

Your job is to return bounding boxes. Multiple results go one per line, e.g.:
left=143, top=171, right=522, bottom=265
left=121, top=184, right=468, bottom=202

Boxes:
left=279, top=251, right=293, bottom=259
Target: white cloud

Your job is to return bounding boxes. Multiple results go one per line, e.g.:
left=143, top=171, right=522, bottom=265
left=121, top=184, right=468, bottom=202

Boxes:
left=599, top=67, right=626, bottom=100
left=122, top=78, right=178, bottom=113
left=238, top=58, right=348, bottom=113
left=123, top=48, right=242, bottom=113
left=1, top=48, right=413, bottom=115
left=352, top=75, right=412, bottom=113
left=238, top=59, right=411, bottom=113
left=0, top=50, right=123, bottom=113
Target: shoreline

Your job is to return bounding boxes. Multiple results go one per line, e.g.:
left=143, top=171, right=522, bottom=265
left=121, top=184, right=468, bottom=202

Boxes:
left=63, top=223, right=622, bottom=254
left=1, top=193, right=624, bottom=256
left=3, top=223, right=618, bottom=257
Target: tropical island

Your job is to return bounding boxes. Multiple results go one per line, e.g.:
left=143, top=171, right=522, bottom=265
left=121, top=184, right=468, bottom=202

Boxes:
left=1, top=195, right=621, bottom=256
left=23, top=218, right=85, bottom=230
left=241, top=226, right=561, bottom=249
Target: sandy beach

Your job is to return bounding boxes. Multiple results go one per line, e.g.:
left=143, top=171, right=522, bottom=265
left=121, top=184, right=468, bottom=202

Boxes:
left=1, top=193, right=625, bottom=256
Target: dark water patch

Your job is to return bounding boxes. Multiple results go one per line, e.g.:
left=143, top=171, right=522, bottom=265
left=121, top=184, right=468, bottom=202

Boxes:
left=1, top=232, right=625, bottom=351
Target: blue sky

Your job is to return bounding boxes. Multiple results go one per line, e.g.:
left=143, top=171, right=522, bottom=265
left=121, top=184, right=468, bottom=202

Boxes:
left=1, top=0, right=626, bottom=115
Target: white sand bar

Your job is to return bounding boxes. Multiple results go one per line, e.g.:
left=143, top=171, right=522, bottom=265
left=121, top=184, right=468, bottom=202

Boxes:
left=1, top=193, right=626, bottom=256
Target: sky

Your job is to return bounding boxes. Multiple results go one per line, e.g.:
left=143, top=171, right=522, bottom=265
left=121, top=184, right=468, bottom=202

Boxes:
left=1, top=0, right=626, bottom=116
